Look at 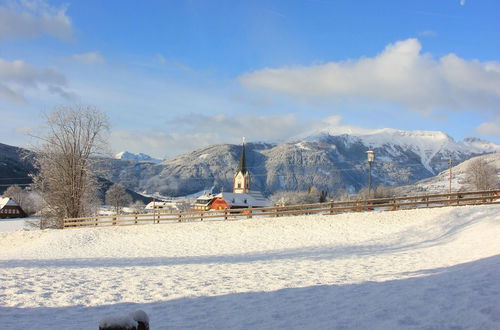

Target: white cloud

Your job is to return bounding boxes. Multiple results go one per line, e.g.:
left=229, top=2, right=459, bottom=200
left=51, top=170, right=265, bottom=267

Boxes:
left=72, top=52, right=105, bottom=64
left=476, top=119, right=500, bottom=137
left=239, top=38, right=500, bottom=115
left=111, top=113, right=310, bottom=158
left=460, top=0, right=466, bottom=6
left=0, top=58, right=73, bottom=103
left=0, top=0, right=73, bottom=41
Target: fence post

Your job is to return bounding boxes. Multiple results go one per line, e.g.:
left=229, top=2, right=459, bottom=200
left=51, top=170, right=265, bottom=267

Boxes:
left=248, top=207, right=252, bottom=219
left=224, top=209, right=228, bottom=220
left=329, top=201, right=334, bottom=215
left=392, top=198, right=397, bottom=211
left=200, top=212, right=203, bottom=221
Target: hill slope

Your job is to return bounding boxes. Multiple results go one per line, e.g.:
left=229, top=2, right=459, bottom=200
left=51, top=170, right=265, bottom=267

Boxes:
left=0, top=143, right=150, bottom=203
left=394, top=152, right=500, bottom=195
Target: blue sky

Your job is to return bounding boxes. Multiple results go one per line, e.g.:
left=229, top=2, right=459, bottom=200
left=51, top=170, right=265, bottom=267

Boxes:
left=0, top=0, right=499, bottom=158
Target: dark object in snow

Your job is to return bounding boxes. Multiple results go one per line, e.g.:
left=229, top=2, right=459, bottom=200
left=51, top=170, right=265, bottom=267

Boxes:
left=99, top=310, right=149, bottom=330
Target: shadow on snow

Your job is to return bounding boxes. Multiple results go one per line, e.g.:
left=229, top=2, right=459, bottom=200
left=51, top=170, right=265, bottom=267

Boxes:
left=1, top=255, right=499, bottom=330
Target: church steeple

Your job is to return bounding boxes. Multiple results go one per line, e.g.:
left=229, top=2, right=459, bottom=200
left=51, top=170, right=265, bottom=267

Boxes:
left=237, top=139, right=247, bottom=174
left=233, top=138, right=250, bottom=194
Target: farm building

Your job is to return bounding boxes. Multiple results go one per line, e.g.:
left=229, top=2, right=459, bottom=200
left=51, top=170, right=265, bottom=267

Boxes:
left=0, top=197, right=26, bottom=218
left=193, top=193, right=215, bottom=211
left=145, top=199, right=179, bottom=211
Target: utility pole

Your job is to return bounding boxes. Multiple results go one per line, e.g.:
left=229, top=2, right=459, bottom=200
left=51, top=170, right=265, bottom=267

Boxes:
left=448, top=158, right=452, bottom=195
left=153, top=196, right=156, bottom=223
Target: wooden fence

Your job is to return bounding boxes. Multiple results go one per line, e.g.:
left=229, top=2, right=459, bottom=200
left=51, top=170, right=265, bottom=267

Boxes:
left=63, top=189, right=500, bottom=228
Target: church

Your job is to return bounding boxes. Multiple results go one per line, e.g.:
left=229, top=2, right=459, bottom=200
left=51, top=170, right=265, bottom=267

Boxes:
left=193, top=141, right=270, bottom=211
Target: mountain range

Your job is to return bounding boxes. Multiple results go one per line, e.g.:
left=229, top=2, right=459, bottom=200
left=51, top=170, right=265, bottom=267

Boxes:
left=98, top=129, right=500, bottom=197
left=0, top=142, right=151, bottom=203
left=114, top=151, right=163, bottom=163
left=1, top=129, right=499, bottom=198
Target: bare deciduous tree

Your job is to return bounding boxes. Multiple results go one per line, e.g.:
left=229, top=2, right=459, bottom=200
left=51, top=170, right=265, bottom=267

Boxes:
left=357, top=185, right=395, bottom=199
left=465, top=158, right=499, bottom=191
left=3, top=185, right=24, bottom=205
left=131, top=200, right=145, bottom=214
left=271, top=187, right=326, bottom=206
left=105, top=184, right=132, bottom=214
left=32, top=105, right=109, bottom=228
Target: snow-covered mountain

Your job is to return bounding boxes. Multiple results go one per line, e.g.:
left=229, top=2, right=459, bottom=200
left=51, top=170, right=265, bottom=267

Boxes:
left=394, top=152, right=500, bottom=195
left=100, top=129, right=500, bottom=197
left=114, top=151, right=162, bottom=163
left=300, top=129, right=500, bottom=175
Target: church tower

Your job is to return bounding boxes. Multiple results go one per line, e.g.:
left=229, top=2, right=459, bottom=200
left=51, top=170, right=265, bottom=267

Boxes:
left=233, top=139, right=250, bottom=194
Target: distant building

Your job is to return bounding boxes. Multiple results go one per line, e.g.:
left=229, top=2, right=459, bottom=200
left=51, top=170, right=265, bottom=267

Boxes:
left=193, top=193, right=215, bottom=211
left=210, top=191, right=269, bottom=210
left=0, top=197, right=26, bottom=218
left=233, top=141, right=250, bottom=194
left=193, top=140, right=270, bottom=211
left=145, top=199, right=183, bottom=212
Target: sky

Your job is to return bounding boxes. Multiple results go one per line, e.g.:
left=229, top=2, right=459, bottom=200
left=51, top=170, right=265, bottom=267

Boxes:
left=0, top=0, right=499, bottom=159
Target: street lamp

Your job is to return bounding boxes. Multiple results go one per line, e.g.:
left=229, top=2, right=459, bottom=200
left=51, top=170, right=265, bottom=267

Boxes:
left=366, top=150, right=375, bottom=198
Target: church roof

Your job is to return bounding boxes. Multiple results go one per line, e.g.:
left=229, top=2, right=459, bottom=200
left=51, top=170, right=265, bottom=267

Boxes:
left=214, top=191, right=270, bottom=208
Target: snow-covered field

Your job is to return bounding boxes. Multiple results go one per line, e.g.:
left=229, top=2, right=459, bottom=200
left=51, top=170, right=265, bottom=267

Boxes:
left=0, top=217, right=39, bottom=232
left=1, top=205, right=499, bottom=329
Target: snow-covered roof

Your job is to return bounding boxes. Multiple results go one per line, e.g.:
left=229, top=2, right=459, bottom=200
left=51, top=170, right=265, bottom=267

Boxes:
left=0, top=197, right=18, bottom=209
left=145, top=200, right=181, bottom=209
left=215, top=191, right=270, bottom=208
left=194, top=193, right=216, bottom=206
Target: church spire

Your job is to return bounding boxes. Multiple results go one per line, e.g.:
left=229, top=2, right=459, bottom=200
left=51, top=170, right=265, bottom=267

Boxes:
left=237, top=137, right=247, bottom=174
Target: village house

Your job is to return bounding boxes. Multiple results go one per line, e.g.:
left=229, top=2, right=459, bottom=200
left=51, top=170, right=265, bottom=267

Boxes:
left=193, top=140, right=270, bottom=211
left=145, top=198, right=181, bottom=212
left=0, top=197, right=27, bottom=219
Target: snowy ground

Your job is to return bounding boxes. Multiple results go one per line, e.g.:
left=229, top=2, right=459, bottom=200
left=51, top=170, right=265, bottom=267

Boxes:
left=1, top=205, right=499, bottom=329
left=0, top=217, right=39, bottom=232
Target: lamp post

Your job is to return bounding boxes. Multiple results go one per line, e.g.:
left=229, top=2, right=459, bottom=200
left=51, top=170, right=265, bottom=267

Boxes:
left=366, top=150, right=375, bottom=198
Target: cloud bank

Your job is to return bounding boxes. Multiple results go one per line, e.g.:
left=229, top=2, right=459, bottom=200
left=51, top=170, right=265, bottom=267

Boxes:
left=0, top=58, right=72, bottom=103
left=476, top=118, right=500, bottom=137
left=239, top=38, right=500, bottom=115
left=111, top=113, right=309, bottom=158
left=0, top=0, right=73, bottom=41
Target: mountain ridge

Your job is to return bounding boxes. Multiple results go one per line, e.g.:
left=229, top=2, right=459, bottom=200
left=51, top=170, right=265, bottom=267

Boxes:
left=2, top=128, right=499, bottom=198
left=114, top=151, right=162, bottom=163
left=99, top=129, right=500, bottom=197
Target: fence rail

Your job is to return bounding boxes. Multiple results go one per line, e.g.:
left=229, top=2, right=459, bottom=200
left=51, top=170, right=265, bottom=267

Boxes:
left=63, top=189, right=500, bottom=228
